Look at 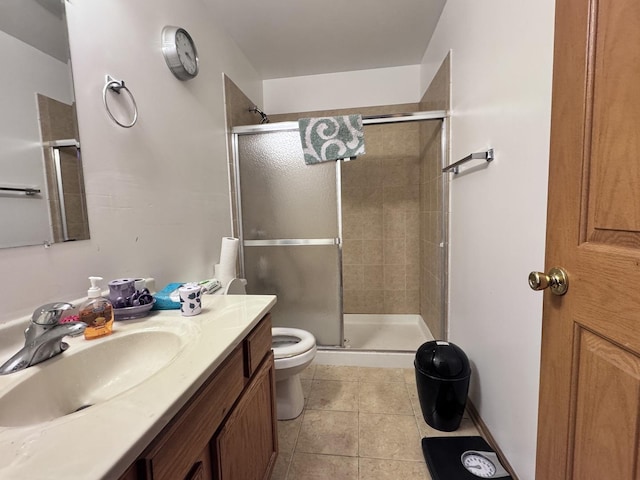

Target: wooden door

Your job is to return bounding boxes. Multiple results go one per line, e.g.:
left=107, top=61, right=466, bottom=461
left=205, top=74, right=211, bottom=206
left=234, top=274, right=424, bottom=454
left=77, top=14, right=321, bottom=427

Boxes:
left=536, top=0, right=640, bottom=478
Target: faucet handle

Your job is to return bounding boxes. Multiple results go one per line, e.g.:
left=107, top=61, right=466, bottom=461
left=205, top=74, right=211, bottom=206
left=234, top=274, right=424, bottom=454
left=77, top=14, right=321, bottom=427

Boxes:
left=31, top=302, right=74, bottom=326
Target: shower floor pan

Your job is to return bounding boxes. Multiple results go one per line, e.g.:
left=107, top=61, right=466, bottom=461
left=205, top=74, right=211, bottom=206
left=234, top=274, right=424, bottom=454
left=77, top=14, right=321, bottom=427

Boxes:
left=315, top=314, right=434, bottom=368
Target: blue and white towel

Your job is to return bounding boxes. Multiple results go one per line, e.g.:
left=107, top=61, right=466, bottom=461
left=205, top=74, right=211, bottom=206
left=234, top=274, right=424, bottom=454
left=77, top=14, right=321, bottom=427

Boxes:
left=298, top=114, right=366, bottom=165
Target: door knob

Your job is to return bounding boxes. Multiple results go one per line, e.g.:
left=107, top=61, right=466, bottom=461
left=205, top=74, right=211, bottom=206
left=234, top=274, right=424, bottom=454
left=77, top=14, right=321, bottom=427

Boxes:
left=528, top=267, right=569, bottom=296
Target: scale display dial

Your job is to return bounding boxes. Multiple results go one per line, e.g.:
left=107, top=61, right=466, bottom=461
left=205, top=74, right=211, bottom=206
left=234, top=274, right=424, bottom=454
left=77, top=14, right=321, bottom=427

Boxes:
left=461, top=450, right=510, bottom=478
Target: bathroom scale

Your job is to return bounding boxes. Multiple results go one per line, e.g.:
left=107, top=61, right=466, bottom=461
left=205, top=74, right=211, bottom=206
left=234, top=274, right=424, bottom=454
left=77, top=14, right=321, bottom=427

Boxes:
left=421, top=436, right=513, bottom=479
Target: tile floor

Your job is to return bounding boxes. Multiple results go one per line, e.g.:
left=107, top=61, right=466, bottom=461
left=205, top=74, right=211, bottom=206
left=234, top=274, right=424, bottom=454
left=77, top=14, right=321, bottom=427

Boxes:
left=271, top=364, right=481, bottom=480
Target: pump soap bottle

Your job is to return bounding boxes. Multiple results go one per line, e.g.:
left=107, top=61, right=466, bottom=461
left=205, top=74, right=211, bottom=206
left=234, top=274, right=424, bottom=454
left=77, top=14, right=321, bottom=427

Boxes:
left=79, top=276, right=114, bottom=340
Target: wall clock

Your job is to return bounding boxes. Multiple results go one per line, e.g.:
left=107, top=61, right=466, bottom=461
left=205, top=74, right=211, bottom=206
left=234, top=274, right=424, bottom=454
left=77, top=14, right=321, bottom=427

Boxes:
left=161, top=26, right=199, bottom=80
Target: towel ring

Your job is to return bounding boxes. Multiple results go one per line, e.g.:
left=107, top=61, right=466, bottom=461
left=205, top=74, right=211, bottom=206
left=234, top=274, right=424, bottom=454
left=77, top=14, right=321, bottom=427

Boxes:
left=102, top=75, right=138, bottom=128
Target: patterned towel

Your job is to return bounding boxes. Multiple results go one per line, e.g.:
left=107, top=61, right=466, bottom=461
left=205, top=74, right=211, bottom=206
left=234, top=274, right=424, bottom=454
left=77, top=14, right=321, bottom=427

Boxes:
left=298, top=114, right=366, bottom=164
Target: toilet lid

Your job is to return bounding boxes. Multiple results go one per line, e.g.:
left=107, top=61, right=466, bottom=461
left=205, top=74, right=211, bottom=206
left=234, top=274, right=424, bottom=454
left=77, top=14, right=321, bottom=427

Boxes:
left=272, top=327, right=316, bottom=359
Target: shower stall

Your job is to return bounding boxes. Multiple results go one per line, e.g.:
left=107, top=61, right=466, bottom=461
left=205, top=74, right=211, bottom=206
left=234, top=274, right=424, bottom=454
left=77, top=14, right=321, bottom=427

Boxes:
left=231, top=111, right=448, bottom=363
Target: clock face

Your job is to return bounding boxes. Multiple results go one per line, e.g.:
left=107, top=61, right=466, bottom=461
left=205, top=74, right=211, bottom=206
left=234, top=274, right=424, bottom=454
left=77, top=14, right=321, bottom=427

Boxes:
left=162, top=26, right=199, bottom=80
left=461, top=452, right=497, bottom=478
left=175, top=29, right=198, bottom=76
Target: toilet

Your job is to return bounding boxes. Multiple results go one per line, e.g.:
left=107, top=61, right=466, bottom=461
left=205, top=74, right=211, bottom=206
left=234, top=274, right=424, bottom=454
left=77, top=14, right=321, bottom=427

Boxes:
left=271, top=327, right=316, bottom=420
left=223, top=278, right=317, bottom=420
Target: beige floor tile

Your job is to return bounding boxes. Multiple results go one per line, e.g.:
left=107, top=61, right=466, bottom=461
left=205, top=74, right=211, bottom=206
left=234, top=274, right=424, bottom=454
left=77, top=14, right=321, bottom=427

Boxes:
left=307, top=380, right=359, bottom=411
left=301, top=379, right=312, bottom=406
left=358, top=458, right=431, bottom=480
left=288, top=452, right=358, bottom=480
left=403, top=368, right=417, bottom=384
left=300, top=364, right=316, bottom=380
left=358, top=366, right=406, bottom=383
left=406, top=383, right=423, bottom=417
left=359, top=413, right=423, bottom=461
left=314, top=365, right=360, bottom=381
left=278, top=415, right=303, bottom=454
left=416, top=416, right=480, bottom=438
left=297, top=409, right=359, bottom=456
left=270, top=450, right=292, bottom=480
left=358, top=382, right=413, bottom=415
left=283, top=364, right=478, bottom=479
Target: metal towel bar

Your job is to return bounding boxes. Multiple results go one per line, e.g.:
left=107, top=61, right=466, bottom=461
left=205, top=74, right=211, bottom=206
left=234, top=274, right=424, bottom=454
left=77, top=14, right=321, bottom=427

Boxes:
left=0, top=186, right=41, bottom=196
left=443, top=148, right=494, bottom=174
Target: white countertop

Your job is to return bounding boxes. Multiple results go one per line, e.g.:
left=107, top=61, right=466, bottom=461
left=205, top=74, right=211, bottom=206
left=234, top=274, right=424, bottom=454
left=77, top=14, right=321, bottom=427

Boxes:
left=0, top=294, right=276, bottom=480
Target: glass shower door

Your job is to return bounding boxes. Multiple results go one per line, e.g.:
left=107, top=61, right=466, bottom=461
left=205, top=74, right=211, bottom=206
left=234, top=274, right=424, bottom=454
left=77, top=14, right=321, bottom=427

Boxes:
left=236, top=130, right=342, bottom=346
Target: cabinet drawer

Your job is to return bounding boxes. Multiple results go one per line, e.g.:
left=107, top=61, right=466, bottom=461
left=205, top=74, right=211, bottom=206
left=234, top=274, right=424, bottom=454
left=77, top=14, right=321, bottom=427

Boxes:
left=244, top=314, right=272, bottom=378
left=142, top=346, right=244, bottom=480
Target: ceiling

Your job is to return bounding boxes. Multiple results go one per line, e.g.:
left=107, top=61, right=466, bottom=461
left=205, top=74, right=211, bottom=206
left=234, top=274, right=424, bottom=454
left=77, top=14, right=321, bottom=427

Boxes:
left=0, top=0, right=68, bottom=62
left=205, top=0, right=447, bottom=80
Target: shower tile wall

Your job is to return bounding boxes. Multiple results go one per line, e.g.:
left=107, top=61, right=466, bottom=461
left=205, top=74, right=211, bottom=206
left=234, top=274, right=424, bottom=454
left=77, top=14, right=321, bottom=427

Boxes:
left=341, top=122, right=421, bottom=314
left=418, top=54, right=450, bottom=339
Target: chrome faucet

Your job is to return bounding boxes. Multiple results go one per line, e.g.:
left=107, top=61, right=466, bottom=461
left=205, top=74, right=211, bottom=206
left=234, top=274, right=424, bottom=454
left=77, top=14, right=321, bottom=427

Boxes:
left=0, top=303, right=86, bottom=375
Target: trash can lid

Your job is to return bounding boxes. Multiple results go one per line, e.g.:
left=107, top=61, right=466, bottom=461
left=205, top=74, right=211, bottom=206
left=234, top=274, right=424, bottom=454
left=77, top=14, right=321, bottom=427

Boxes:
left=415, top=340, right=471, bottom=379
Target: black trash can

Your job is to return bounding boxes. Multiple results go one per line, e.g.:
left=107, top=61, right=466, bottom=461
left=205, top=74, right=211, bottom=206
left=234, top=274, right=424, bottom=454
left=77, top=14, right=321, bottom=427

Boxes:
left=414, top=340, right=471, bottom=432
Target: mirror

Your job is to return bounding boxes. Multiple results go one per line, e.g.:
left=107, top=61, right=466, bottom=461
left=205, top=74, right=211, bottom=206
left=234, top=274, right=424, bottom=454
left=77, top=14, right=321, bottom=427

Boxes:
left=0, top=0, right=89, bottom=249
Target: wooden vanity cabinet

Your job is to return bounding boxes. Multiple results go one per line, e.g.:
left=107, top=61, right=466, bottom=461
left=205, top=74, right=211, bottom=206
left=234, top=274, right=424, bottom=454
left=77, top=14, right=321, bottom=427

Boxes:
left=121, top=314, right=277, bottom=480
left=213, top=350, right=276, bottom=480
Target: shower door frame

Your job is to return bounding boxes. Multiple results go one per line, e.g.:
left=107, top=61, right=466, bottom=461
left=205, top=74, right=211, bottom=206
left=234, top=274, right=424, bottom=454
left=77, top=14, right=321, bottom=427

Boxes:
left=231, top=110, right=450, bottom=346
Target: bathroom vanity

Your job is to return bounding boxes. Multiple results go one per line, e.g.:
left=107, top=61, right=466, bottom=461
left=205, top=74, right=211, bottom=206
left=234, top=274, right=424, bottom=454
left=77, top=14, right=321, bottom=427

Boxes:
left=120, top=313, right=276, bottom=480
left=0, top=295, right=277, bottom=480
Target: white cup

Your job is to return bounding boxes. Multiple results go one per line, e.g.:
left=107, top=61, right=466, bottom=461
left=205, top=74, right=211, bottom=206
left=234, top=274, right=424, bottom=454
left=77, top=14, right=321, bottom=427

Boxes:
left=179, top=285, right=202, bottom=317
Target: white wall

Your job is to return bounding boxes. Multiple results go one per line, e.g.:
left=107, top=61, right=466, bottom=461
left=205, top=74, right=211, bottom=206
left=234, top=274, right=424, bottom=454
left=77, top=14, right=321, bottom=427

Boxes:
left=0, top=0, right=262, bottom=324
left=0, top=31, right=72, bottom=248
left=263, top=65, right=421, bottom=114
left=421, top=1, right=555, bottom=479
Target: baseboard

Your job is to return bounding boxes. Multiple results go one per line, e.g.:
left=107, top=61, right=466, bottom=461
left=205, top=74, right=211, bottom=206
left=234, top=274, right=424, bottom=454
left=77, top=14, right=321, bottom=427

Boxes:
left=466, top=400, right=520, bottom=480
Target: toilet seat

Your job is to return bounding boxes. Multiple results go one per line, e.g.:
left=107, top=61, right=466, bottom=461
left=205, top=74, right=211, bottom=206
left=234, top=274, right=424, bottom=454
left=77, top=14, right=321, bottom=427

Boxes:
left=272, top=327, right=316, bottom=359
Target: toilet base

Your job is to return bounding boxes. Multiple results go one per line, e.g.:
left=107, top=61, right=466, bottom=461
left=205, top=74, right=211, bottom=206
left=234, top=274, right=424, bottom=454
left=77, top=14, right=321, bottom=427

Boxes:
left=275, top=373, right=304, bottom=420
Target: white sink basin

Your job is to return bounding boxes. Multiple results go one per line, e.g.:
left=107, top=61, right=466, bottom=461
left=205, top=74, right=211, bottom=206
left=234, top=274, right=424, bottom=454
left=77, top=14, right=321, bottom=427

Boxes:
left=0, top=329, right=185, bottom=427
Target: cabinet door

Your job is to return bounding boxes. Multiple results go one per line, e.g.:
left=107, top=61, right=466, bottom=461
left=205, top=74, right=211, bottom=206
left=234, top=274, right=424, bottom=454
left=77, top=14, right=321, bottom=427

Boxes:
left=184, top=446, right=213, bottom=480
left=214, top=352, right=278, bottom=480
left=118, top=463, right=138, bottom=480
left=141, top=347, right=245, bottom=480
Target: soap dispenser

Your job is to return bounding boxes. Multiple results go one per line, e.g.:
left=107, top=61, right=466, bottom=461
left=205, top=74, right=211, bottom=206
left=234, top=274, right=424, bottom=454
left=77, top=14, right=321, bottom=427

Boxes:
left=78, top=276, right=114, bottom=340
